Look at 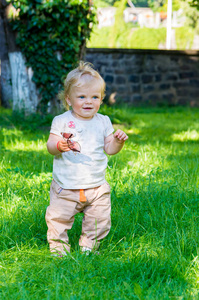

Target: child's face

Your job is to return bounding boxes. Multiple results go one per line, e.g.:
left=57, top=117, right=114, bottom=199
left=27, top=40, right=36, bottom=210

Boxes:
left=66, top=76, right=103, bottom=120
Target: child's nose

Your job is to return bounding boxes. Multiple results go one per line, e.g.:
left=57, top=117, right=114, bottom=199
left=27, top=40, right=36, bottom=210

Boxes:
left=85, top=97, right=92, bottom=103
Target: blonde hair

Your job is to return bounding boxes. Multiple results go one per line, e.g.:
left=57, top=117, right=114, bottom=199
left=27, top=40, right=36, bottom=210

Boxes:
left=58, top=61, right=106, bottom=110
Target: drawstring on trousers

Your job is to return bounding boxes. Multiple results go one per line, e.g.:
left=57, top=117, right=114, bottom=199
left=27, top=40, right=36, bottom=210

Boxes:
left=80, top=189, right=87, bottom=202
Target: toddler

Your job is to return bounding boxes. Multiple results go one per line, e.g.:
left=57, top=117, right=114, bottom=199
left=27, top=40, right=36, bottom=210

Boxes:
left=46, top=61, right=128, bottom=256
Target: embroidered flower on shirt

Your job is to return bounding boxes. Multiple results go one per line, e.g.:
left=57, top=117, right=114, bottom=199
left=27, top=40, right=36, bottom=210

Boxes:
left=68, top=121, right=75, bottom=128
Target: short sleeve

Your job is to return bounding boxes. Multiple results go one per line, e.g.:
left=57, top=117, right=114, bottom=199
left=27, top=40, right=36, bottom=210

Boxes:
left=103, top=115, right=114, bottom=137
left=50, top=116, right=63, bottom=137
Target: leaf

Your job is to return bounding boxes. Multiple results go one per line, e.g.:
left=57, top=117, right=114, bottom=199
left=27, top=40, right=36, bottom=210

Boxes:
left=133, top=283, right=144, bottom=300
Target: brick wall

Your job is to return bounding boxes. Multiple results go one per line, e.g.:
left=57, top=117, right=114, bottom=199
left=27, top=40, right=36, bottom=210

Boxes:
left=85, top=48, right=199, bottom=107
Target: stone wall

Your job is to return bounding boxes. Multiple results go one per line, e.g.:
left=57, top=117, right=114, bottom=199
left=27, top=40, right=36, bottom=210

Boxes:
left=85, top=48, right=199, bottom=107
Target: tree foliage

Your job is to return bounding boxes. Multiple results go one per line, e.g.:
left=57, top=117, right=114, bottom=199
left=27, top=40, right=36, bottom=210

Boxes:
left=148, top=0, right=181, bottom=12
left=94, top=0, right=199, bottom=10
left=149, top=0, right=199, bottom=12
left=8, top=0, right=95, bottom=113
left=94, top=0, right=149, bottom=7
left=187, top=0, right=199, bottom=9
left=109, top=0, right=127, bottom=47
left=181, top=0, right=199, bottom=32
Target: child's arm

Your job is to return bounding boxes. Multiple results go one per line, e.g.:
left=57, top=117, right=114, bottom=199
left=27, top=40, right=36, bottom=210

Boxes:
left=47, top=133, right=71, bottom=155
left=104, top=129, right=128, bottom=155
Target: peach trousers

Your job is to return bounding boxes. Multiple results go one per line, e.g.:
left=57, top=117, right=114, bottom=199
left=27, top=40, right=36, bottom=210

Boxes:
left=45, top=180, right=111, bottom=254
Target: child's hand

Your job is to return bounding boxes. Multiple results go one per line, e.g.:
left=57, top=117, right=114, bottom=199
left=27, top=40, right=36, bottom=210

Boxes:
left=113, top=129, right=128, bottom=143
left=57, top=139, right=71, bottom=152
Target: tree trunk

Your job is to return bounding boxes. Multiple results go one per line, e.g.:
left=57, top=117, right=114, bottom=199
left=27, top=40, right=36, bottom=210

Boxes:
left=9, top=52, right=40, bottom=114
left=0, top=0, right=12, bottom=107
left=0, top=0, right=39, bottom=114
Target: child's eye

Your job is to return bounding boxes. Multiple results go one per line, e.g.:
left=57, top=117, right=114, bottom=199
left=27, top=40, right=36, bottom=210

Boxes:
left=79, top=96, right=85, bottom=99
left=93, top=96, right=99, bottom=99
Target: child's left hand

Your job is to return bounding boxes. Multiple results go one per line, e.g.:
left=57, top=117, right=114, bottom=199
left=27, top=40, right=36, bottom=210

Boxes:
left=113, top=129, right=128, bottom=143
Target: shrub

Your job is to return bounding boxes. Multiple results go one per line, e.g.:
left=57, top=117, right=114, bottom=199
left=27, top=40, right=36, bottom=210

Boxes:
left=8, top=0, right=95, bottom=113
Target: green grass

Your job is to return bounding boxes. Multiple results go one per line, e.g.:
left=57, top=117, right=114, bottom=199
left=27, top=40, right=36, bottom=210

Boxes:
left=87, top=25, right=195, bottom=50
left=87, top=26, right=166, bottom=49
left=175, top=26, right=195, bottom=50
left=0, top=106, right=199, bottom=299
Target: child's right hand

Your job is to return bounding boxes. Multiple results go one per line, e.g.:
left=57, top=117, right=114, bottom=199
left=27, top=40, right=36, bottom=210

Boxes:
left=47, top=133, right=71, bottom=155
left=57, top=139, right=71, bottom=152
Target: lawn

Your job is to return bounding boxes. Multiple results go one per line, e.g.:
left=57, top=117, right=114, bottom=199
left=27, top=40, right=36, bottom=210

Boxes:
left=87, top=25, right=195, bottom=50
left=0, top=106, right=199, bottom=299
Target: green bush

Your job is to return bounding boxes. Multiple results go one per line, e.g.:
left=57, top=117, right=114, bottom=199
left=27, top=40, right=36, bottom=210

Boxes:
left=8, top=0, right=95, bottom=113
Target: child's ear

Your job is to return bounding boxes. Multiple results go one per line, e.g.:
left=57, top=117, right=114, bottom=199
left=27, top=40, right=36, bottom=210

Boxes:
left=65, top=96, right=71, bottom=107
